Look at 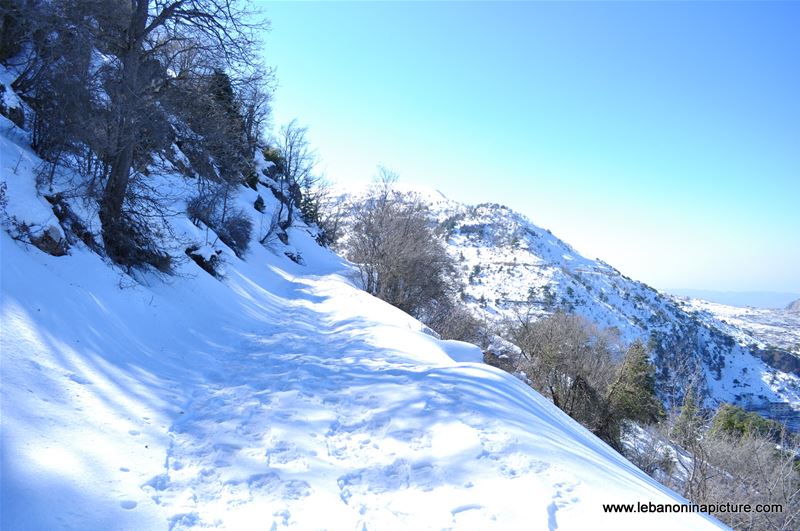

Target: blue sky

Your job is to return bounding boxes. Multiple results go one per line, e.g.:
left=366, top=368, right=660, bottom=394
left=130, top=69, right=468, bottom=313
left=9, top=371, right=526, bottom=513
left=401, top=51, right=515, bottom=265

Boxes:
left=257, top=1, right=799, bottom=293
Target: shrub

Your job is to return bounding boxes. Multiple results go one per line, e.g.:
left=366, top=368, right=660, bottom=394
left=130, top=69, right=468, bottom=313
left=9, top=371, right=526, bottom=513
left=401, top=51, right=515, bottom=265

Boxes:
left=254, top=194, right=265, bottom=213
left=710, top=403, right=785, bottom=441
left=423, top=299, right=487, bottom=345
left=217, top=211, right=253, bottom=257
left=187, top=192, right=253, bottom=258
left=102, top=214, right=172, bottom=272
left=344, top=172, right=456, bottom=318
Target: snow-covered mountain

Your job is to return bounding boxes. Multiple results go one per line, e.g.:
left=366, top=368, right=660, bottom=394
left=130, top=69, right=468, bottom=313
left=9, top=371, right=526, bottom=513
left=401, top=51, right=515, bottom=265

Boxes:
left=675, top=298, right=800, bottom=356
left=339, top=185, right=799, bottom=410
left=0, top=87, right=725, bottom=528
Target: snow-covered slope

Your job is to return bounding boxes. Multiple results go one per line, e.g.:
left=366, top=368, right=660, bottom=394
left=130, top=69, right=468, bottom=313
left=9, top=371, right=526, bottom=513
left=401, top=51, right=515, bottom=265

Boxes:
left=444, top=202, right=800, bottom=408
left=337, top=187, right=799, bottom=409
left=0, top=133, right=726, bottom=529
left=1, top=229, right=728, bottom=530
left=676, top=297, right=800, bottom=355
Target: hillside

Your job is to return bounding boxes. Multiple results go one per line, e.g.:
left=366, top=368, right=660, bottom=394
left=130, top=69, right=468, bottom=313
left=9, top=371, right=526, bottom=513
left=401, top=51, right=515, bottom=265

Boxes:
left=336, top=186, right=800, bottom=410
left=0, top=96, right=726, bottom=529
left=676, top=298, right=800, bottom=356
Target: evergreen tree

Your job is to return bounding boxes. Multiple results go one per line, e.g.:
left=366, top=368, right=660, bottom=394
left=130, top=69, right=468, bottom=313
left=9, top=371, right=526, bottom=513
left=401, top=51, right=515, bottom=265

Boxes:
left=607, top=341, right=665, bottom=425
left=710, top=403, right=784, bottom=441
left=671, top=380, right=703, bottom=447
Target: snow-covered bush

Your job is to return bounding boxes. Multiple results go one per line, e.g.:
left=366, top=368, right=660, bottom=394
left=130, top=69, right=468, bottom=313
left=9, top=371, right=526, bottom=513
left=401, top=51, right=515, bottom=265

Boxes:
left=186, top=244, right=223, bottom=278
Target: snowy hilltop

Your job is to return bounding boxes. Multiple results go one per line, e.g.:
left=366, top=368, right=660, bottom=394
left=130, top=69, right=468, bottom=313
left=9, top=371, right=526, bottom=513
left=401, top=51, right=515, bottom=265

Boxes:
left=0, top=86, right=725, bottom=529
left=335, top=185, right=800, bottom=410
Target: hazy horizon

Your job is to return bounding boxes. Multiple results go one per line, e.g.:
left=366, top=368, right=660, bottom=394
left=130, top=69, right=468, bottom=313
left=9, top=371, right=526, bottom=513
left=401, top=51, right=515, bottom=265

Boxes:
left=665, top=289, right=800, bottom=309
left=259, top=1, right=800, bottom=293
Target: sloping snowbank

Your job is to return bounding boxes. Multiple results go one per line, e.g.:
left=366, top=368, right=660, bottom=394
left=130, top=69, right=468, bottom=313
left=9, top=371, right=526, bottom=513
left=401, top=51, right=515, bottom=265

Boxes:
left=0, top=233, right=725, bottom=530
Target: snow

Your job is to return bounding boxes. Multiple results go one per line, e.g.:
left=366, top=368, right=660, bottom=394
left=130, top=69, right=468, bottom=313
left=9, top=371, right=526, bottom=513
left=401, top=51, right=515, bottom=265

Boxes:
left=0, top=65, right=21, bottom=110
left=677, top=297, right=800, bottom=355
left=189, top=244, right=217, bottom=262
left=0, top=230, right=725, bottom=530
left=1, top=82, right=725, bottom=529
left=0, top=115, right=65, bottom=242
left=2, top=81, right=20, bottom=110
left=439, top=340, right=485, bottom=363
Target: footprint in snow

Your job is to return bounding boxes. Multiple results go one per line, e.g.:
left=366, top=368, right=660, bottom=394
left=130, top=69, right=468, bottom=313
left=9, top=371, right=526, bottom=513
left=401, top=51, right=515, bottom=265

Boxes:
left=547, top=481, right=579, bottom=531
left=451, top=503, right=483, bottom=516
left=497, top=452, right=550, bottom=478
left=67, top=373, right=92, bottom=385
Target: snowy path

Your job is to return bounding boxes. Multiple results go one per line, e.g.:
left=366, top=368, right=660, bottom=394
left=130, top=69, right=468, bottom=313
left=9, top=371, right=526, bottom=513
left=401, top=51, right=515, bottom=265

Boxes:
left=140, top=297, right=573, bottom=529
left=131, top=270, right=715, bottom=530
left=1, top=229, right=724, bottom=530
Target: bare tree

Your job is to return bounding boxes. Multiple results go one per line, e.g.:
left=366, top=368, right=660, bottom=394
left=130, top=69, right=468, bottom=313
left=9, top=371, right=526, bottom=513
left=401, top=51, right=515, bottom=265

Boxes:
left=631, top=399, right=800, bottom=531
left=94, top=0, right=265, bottom=263
left=10, top=0, right=269, bottom=266
left=238, top=71, right=273, bottom=155
left=265, top=119, right=320, bottom=230
left=510, top=313, right=618, bottom=415
left=343, top=169, right=457, bottom=318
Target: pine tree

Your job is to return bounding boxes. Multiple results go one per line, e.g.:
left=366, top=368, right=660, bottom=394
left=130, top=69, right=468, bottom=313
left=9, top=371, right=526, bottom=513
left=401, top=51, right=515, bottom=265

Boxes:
left=671, top=380, right=703, bottom=447
left=607, top=341, right=665, bottom=425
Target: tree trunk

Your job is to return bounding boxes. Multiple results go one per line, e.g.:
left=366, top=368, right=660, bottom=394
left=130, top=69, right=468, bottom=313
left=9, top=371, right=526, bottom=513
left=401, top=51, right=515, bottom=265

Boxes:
left=100, top=1, right=148, bottom=261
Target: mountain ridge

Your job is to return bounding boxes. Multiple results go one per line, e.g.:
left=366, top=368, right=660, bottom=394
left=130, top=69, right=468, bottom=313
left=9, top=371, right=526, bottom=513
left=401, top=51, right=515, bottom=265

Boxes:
left=337, top=185, right=800, bottom=410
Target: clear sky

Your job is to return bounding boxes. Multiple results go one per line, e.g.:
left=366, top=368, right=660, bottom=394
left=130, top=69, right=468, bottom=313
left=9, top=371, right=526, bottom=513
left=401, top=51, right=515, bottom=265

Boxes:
left=256, top=1, right=800, bottom=293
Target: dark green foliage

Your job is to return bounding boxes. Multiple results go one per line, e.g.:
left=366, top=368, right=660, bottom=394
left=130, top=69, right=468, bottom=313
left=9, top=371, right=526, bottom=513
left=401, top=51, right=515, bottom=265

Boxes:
left=671, top=381, right=704, bottom=447
left=599, top=343, right=665, bottom=447
left=0, top=0, right=27, bottom=61
left=608, top=341, right=665, bottom=426
left=541, top=285, right=555, bottom=308
left=711, top=403, right=784, bottom=440
left=511, top=316, right=664, bottom=449
left=298, top=181, right=320, bottom=224
left=192, top=70, right=250, bottom=184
